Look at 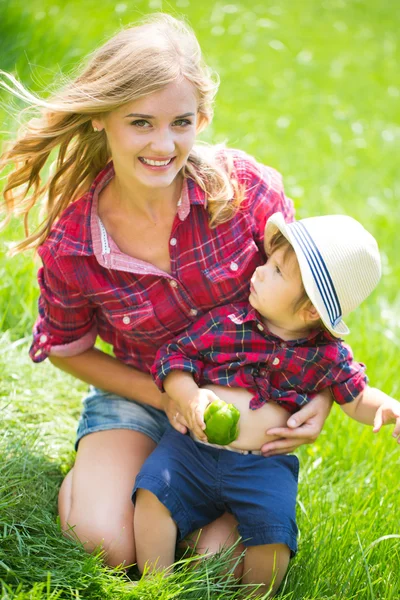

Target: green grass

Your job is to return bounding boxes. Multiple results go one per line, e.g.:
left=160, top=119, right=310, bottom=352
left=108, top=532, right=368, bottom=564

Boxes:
left=1, top=0, right=400, bottom=598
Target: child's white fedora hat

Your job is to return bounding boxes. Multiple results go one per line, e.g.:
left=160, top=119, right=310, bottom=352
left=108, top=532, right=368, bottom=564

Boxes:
left=265, top=213, right=382, bottom=337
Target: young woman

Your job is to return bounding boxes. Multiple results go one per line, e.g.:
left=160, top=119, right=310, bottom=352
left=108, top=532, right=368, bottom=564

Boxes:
left=0, top=13, right=331, bottom=571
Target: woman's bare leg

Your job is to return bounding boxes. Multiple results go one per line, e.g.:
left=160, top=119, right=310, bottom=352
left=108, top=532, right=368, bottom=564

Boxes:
left=58, top=429, right=156, bottom=567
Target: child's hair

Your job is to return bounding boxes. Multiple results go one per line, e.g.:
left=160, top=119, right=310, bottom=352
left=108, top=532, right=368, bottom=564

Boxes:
left=266, top=230, right=315, bottom=315
left=0, top=13, right=244, bottom=253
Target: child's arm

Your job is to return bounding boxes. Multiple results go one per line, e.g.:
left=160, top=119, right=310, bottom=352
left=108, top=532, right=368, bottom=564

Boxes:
left=152, top=308, right=235, bottom=435
left=163, top=371, right=221, bottom=441
left=326, top=341, right=399, bottom=442
left=340, top=386, right=400, bottom=440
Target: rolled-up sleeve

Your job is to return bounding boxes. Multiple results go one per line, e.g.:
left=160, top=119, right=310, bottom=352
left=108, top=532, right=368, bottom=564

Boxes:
left=29, top=256, right=97, bottom=363
left=329, top=344, right=368, bottom=405
left=150, top=313, right=217, bottom=390
left=151, top=338, right=205, bottom=391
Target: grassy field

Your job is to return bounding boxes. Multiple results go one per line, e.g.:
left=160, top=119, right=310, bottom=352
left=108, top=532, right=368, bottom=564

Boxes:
left=0, top=0, right=399, bottom=598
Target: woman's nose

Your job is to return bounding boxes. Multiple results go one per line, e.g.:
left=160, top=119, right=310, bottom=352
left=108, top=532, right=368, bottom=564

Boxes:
left=150, top=129, right=175, bottom=154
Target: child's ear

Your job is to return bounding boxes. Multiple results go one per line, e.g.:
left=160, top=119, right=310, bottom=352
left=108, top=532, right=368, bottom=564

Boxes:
left=302, top=304, right=320, bottom=324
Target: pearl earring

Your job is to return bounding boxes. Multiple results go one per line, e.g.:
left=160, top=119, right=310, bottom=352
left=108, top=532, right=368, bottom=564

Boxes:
left=93, top=126, right=100, bottom=132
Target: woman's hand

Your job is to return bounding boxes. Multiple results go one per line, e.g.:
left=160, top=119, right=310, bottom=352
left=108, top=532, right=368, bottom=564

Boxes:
left=261, top=389, right=333, bottom=456
left=162, top=392, right=190, bottom=434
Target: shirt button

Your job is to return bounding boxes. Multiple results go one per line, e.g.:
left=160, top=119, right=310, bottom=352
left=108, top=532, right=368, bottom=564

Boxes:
left=257, top=323, right=264, bottom=331
left=122, top=316, right=131, bottom=325
left=169, top=280, right=178, bottom=288
left=280, top=342, right=287, bottom=348
left=230, top=262, right=239, bottom=272
left=272, top=357, right=280, bottom=366
left=260, top=369, right=267, bottom=376
left=189, top=309, right=198, bottom=316
left=170, top=238, right=177, bottom=246
left=40, top=334, right=48, bottom=343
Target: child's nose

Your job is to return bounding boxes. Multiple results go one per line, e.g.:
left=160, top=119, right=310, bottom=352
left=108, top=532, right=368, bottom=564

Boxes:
left=255, top=265, right=265, bottom=280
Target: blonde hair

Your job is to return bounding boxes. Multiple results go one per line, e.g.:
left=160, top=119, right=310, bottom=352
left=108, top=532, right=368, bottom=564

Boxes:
left=0, top=13, right=244, bottom=253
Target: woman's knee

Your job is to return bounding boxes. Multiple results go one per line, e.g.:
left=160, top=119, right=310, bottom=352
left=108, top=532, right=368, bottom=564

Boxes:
left=58, top=469, right=73, bottom=530
left=57, top=430, right=155, bottom=567
left=65, top=506, right=136, bottom=567
left=59, top=470, right=136, bottom=567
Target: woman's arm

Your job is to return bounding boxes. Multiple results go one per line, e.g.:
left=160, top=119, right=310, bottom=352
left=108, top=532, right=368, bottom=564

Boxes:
left=51, top=348, right=192, bottom=434
left=49, top=347, right=163, bottom=409
left=261, top=389, right=333, bottom=456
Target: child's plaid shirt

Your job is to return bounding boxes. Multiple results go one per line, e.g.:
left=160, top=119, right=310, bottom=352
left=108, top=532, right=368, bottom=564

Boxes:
left=152, top=302, right=367, bottom=413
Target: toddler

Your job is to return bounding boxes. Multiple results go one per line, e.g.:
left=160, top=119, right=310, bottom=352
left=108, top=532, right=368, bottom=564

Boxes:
left=133, top=213, right=400, bottom=595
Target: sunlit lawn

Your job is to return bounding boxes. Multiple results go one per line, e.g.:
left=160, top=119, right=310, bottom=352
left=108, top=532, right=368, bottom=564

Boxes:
left=0, top=1, right=399, bottom=598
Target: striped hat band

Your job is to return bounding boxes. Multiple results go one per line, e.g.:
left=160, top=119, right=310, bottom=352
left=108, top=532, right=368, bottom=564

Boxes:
left=289, top=221, right=342, bottom=329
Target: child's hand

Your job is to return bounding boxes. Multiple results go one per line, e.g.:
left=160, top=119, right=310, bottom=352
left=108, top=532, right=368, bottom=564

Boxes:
left=186, top=389, right=222, bottom=442
left=373, top=398, right=400, bottom=442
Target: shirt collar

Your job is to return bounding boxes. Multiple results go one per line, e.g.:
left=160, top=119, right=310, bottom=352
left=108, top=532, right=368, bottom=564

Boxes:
left=56, top=162, right=207, bottom=257
left=227, top=302, right=333, bottom=345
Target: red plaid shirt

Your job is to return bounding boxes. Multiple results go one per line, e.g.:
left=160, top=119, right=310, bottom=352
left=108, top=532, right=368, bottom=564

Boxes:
left=151, top=302, right=367, bottom=413
left=30, top=149, right=294, bottom=371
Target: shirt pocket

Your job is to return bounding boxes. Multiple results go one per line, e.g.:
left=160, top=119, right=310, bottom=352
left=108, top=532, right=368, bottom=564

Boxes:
left=267, top=349, right=305, bottom=378
left=202, top=238, right=262, bottom=304
left=101, top=301, right=170, bottom=342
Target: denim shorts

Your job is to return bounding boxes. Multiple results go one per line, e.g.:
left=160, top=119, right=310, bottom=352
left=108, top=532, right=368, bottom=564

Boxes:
left=75, top=386, right=169, bottom=449
left=133, top=426, right=299, bottom=555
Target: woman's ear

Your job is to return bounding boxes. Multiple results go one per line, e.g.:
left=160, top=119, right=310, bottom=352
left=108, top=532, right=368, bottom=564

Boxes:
left=91, top=119, right=104, bottom=132
left=196, top=112, right=209, bottom=134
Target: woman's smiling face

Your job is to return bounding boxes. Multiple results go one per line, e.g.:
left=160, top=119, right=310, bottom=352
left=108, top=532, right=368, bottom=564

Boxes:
left=93, top=79, right=199, bottom=192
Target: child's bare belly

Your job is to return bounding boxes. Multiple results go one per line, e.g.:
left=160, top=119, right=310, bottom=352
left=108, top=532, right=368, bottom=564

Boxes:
left=202, top=384, right=289, bottom=451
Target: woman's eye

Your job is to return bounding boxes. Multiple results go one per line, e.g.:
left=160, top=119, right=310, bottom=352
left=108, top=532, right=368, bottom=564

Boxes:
left=173, top=118, right=192, bottom=127
left=131, top=119, right=151, bottom=128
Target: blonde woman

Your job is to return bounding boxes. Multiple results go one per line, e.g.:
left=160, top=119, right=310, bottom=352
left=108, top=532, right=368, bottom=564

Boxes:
left=0, top=14, right=331, bottom=574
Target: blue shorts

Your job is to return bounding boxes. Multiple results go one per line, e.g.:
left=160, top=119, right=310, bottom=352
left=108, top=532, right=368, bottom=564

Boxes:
left=133, top=426, right=299, bottom=554
left=75, top=386, right=169, bottom=449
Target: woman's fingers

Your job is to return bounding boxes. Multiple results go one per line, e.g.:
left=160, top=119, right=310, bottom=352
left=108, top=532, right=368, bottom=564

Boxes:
left=266, top=424, right=317, bottom=439
left=163, top=394, right=188, bottom=434
left=286, top=403, right=317, bottom=429
left=171, top=412, right=188, bottom=434
left=262, top=411, right=323, bottom=455
left=261, top=438, right=299, bottom=456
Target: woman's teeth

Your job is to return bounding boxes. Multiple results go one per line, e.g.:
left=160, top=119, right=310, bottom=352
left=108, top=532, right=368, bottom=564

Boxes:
left=140, top=157, right=173, bottom=166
